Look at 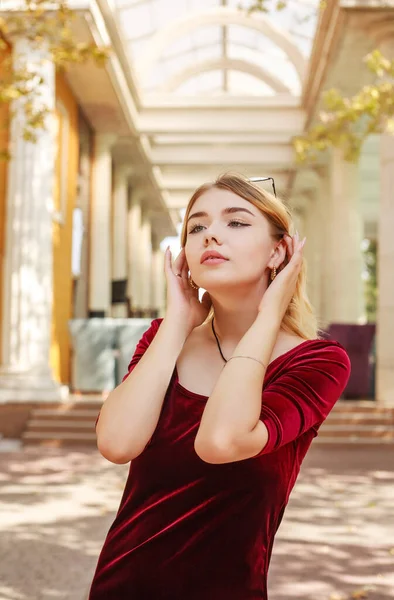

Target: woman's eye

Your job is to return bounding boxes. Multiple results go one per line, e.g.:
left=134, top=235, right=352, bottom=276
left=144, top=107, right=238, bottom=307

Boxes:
left=188, top=221, right=249, bottom=234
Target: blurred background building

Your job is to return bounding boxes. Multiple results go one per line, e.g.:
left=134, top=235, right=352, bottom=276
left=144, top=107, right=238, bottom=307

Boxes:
left=0, top=0, right=393, bottom=445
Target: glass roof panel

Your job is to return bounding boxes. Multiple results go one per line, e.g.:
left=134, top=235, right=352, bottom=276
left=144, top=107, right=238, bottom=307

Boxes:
left=227, top=25, right=300, bottom=95
left=228, top=71, right=275, bottom=96
left=114, top=0, right=320, bottom=97
left=175, top=70, right=225, bottom=96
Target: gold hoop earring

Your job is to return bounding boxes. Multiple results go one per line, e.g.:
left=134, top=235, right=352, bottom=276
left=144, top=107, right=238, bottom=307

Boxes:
left=270, top=266, right=277, bottom=281
left=188, top=274, right=199, bottom=289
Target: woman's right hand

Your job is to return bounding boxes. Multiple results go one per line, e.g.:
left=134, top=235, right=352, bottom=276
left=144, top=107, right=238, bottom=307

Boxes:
left=164, top=247, right=212, bottom=335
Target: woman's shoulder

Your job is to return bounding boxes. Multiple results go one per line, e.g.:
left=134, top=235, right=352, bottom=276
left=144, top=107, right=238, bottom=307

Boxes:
left=135, top=317, right=164, bottom=346
left=148, top=317, right=164, bottom=333
left=286, top=337, right=351, bottom=374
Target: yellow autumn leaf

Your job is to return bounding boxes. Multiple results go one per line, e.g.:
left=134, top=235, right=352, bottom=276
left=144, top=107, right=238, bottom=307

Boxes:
left=351, top=588, right=370, bottom=599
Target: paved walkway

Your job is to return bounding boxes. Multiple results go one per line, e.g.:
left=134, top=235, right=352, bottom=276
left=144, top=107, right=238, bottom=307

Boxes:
left=0, top=442, right=393, bottom=600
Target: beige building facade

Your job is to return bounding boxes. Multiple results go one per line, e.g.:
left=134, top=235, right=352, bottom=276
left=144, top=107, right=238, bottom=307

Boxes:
left=0, top=0, right=393, bottom=443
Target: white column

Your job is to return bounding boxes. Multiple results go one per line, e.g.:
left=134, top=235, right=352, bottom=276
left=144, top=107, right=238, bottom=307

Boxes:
left=151, top=236, right=166, bottom=318
left=315, top=171, right=332, bottom=327
left=375, top=38, right=394, bottom=405
left=376, top=134, right=394, bottom=406
left=111, top=165, right=130, bottom=318
left=0, top=38, right=64, bottom=401
left=303, top=192, right=323, bottom=324
left=89, top=134, right=115, bottom=317
left=327, top=149, right=365, bottom=323
left=127, top=188, right=143, bottom=313
left=140, top=209, right=152, bottom=313
left=291, top=206, right=305, bottom=239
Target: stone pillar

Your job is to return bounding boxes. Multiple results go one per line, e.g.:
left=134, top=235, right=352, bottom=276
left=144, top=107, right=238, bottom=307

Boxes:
left=291, top=206, right=304, bottom=239
left=151, top=235, right=166, bottom=318
left=376, top=134, right=394, bottom=406
left=111, top=165, right=130, bottom=318
left=303, top=192, right=324, bottom=325
left=0, top=38, right=64, bottom=401
left=73, top=119, right=92, bottom=319
left=140, top=209, right=153, bottom=314
left=89, top=134, right=115, bottom=318
left=314, top=170, right=331, bottom=327
left=127, top=188, right=143, bottom=314
left=374, top=37, right=394, bottom=405
left=326, top=149, right=365, bottom=324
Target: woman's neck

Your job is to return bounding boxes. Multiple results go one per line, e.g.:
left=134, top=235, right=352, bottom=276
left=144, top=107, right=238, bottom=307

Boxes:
left=210, top=308, right=259, bottom=344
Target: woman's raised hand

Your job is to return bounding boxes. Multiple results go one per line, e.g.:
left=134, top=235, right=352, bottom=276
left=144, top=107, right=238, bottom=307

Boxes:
left=164, top=247, right=212, bottom=335
left=258, top=231, right=306, bottom=320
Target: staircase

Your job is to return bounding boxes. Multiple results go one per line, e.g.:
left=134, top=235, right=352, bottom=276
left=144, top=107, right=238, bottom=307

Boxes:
left=22, top=399, right=394, bottom=448
left=22, top=398, right=102, bottom=448
left=315, top=401, right=394, bottom=444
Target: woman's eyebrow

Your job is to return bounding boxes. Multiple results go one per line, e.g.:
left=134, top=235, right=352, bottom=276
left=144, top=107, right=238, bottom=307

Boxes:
left=187, top=207, right=256, bottom=224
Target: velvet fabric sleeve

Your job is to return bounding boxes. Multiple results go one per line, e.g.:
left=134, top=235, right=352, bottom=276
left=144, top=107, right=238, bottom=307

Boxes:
left=258, top=341, right=351, bottom=455
left=121, top=318, right=163, bottom=383
left=94, top=318, right=163, bottom=430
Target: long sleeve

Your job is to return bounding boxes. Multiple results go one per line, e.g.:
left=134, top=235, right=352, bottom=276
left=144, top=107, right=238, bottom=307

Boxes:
left=94, top=318, right=163, bottom=429
left=257, top=341, right=351, bottom=455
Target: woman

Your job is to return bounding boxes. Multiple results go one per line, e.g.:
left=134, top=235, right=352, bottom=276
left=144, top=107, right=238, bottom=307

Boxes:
left=89, top=173, right=351, bottom=599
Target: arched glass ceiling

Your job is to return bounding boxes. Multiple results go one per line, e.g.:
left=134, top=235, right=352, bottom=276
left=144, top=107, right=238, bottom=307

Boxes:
left=114, top=0, right=320, bottom=97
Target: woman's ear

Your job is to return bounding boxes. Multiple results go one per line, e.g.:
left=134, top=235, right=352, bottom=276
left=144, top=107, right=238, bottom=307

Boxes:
left=269, top=239, right=287, bottom=269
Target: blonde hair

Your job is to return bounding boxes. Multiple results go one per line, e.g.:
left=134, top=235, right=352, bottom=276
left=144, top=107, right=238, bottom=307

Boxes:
left=180, top=173, right=321, bottom=340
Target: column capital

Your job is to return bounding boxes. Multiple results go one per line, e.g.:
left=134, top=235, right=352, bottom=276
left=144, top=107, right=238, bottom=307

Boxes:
left=95, top=133, right=118, bottom=152
left=292, top=167, right=321, bottom=196
left=113, top=164, right=134, bottom=182
left=130, top=187, right=149, bottom=206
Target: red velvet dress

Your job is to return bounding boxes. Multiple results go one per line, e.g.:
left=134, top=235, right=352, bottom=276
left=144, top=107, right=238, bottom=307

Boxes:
left=89, top=318, right=351, bottom=600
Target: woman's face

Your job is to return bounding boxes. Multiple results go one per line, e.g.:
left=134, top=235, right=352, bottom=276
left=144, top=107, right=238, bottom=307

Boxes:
left=184, top=187, right=284, bottom=292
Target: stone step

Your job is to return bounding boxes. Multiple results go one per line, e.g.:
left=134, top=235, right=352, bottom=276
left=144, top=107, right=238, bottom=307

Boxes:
left=314, top=437, right=394, bottom=445
left=31, top=409, right=100, bottom=420
left=318, top=426, right=394, bottom=439
left=34, top=401, right=103, bottom=410
left=331, top=403, right=392, bottom=414
left=22, top=431, right=97, bottom=447
left=28, top=420, right=96, bottom=433
left=22, top=399, right=394, bottom=447
left=326, top=416, right=392, bottom=425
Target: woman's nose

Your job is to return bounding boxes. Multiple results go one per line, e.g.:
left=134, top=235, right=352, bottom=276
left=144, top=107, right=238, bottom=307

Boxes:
left=204, top=231, right=220, bottom=244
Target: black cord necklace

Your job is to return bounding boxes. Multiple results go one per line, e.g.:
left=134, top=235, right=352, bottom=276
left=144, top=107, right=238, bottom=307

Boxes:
left=211, top=317, right=227, bottom=363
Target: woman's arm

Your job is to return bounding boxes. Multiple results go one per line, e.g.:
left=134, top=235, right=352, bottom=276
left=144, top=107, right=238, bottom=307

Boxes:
left=96, top=317, right=188, bottom=464
left=194, top=232, right=308, bottom=463
left=194, top=311, right=281, bottom=464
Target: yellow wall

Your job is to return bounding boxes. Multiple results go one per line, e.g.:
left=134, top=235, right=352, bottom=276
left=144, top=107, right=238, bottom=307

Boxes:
left=0, top=40, right=11, bottom=365
left=50, top=72, right=79, bottom=384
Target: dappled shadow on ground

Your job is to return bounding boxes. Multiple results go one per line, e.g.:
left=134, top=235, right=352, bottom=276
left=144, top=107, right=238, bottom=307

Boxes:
left=269, top=444, right=394, bottom=600
left=0, top=445, right=393, bottom=599
left=0, top=447, right=129, bottom=600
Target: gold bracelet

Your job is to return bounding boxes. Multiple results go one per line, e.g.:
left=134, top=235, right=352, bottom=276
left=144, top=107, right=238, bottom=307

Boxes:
left=226, top=355, right=267, bottom=369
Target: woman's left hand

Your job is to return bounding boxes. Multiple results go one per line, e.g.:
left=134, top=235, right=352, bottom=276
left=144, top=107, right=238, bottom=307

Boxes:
left=258, top=231, right=306, bottom=319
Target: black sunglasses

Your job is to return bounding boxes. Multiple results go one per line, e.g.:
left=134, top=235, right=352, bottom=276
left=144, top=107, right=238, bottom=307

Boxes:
left=249, top=177, right=276, bottom=197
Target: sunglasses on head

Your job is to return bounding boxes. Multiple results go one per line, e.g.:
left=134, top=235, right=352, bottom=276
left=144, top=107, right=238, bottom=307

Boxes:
left=249, top=177, right=276, bottom=197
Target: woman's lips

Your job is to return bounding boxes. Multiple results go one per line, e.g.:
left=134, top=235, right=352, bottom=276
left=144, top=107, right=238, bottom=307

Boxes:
left=202, top=257, right=228, bottom=265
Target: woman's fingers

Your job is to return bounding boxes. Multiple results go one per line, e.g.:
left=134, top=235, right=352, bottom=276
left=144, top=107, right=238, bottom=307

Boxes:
left=283, top=234, right=293, bottom=259
left=164, top=247, right=172, bottom=274
left=172, top=247, right=184, bottom=275
left=284, top=231, right=306, bottom=261
left=179, top=253, right=190, bottom=291
left=165, top=247, right=184, bottom=281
